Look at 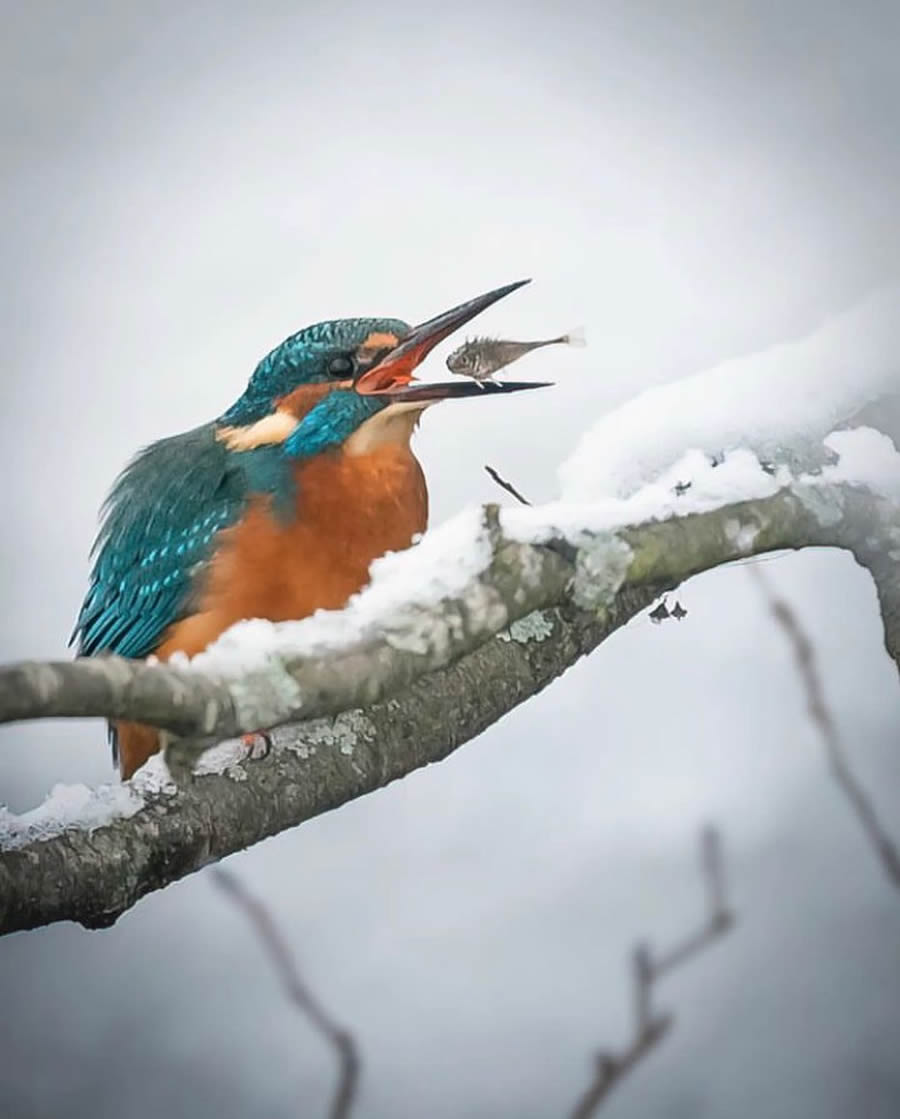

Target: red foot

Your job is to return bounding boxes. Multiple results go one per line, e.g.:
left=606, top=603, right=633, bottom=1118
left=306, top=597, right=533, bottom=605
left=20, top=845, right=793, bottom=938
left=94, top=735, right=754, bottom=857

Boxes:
left=241, top=731, right=273, bottom=761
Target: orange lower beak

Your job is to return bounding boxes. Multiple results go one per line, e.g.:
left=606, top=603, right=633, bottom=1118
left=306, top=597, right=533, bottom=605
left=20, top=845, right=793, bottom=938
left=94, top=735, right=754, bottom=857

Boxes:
left=353, top=279, right=550, bottom=400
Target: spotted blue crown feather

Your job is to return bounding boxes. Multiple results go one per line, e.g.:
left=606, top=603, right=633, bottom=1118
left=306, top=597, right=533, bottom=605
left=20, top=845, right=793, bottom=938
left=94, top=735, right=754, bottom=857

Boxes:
left=221, top=316, right=408, bottom=426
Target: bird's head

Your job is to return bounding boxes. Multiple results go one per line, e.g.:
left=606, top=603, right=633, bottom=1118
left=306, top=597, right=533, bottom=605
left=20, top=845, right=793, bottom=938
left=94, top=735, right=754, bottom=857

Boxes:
left=219, top=280, right=550, bottom=458
left=220, top=315, right=412, bottom=427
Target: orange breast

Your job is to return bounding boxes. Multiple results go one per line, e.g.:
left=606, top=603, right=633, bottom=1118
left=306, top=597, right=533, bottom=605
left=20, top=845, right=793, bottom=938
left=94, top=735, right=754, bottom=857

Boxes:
left=156, top=442, right=428, bottom=659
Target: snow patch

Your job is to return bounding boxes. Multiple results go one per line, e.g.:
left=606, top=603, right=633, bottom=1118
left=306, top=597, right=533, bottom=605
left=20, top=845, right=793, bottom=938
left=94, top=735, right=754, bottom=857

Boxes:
left=0, top=755, right=175, bottom=851
left=0, top=782, right=143, bottom=850
left=560, top=286, right=900, bottom=501
left=820, top=427, right=900, bottom=498
left=573, top=534, right=633, bottom=611
left=502, top=446, right=782, bottom=547
left=193, top=739, right=251, bottom=780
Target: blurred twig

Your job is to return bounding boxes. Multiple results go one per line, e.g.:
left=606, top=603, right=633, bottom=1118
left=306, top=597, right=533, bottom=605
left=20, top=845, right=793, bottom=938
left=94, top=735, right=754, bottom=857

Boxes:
left=210, top=867, right=360, bottom=1119
left=654, top=827, right=734, bottom=976
left=569, top=826, right=734, bottom=1118
left=751, top=568, right=900, bottom=889
left=484, top=464, right=532, bottom=506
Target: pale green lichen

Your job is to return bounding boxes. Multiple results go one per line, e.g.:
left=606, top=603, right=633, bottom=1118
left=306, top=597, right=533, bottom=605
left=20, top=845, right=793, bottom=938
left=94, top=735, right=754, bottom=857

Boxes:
left=385, top=582, right=508, bottom=657
left=724, top=518, right=760, bottom=553
left=22, top=663, right=64, bottom=702
left=227, top=659, right=304, bottom=731
left=514, top=544, right=546, bottom=591
left=497, top=610, right=555, bottom=644
left=291, top=710, right=377, bottom=758
left=793, top=482, right=844, bottom=527
left=572, top=533, right=633, bottom=611
left=193, top=739, right=253, bottom=779
left=201, top=699, right=222, bottom=735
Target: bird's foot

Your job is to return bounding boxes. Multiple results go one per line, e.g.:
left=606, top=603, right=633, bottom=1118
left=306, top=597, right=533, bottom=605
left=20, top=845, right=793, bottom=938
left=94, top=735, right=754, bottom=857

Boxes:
left=240, top=731, right=273, bottom=761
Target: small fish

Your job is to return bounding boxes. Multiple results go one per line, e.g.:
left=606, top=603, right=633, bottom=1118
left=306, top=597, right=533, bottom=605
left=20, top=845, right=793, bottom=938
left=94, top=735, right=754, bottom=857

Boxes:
left=446, top=326, right=586, bottom=385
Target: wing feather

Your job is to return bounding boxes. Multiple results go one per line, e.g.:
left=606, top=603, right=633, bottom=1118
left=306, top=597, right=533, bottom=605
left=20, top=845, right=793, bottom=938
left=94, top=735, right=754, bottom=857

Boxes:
left=72, top=425, right=257, bottom=659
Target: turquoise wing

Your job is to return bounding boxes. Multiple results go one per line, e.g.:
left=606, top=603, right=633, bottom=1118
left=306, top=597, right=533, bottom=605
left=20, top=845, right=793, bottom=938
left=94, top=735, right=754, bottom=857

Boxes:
left=72, top=425, right=285, bottom=660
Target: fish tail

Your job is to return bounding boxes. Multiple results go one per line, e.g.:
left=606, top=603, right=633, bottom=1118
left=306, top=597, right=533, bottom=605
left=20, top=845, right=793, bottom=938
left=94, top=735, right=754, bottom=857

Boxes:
left=558, top=325, right=586, bottom=348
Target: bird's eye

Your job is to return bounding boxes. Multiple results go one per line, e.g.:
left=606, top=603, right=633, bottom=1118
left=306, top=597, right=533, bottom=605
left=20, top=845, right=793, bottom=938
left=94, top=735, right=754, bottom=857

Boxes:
left=328, top=355, right=356, bottom=378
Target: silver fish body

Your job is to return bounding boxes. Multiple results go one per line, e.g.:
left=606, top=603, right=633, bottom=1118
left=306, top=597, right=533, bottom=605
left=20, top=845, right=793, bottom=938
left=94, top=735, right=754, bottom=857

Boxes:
left=446, top=327, right=585, bottom=383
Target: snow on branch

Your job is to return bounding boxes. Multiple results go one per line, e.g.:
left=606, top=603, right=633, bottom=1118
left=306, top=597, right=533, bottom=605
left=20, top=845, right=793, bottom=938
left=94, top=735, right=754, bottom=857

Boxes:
left=560, top=286, right=900, bottom=501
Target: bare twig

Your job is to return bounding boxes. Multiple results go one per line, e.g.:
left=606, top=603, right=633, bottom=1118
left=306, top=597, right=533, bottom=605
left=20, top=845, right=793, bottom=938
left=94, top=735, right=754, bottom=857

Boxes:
left=631, top=943, right=654, bottom=1035
left=568, top=826, right=734, bottom=1117
left=701, top=824, right=728, bottom=921
left=654, top=826, right=734, bottom=976
left=751, top=568, right=900, bottom=889
left=210, top=868, right=360, bottom=1119
left=484, top=464, right=532, bottom=505
left=570, top=1019, right=671, bottom=1119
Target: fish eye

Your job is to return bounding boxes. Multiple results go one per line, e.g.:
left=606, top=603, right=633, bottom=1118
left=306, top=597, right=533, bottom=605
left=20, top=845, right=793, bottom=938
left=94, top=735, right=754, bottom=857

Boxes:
left=328, top=355, right=356, bottom=378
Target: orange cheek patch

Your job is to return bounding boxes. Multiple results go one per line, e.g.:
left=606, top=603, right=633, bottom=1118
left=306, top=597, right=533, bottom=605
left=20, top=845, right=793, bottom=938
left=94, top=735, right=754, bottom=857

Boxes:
left=360, top=332, right=399, bottom=352
left=357, top=331, right=401, bottom=366
left=275, top=381, right=346, bottom=421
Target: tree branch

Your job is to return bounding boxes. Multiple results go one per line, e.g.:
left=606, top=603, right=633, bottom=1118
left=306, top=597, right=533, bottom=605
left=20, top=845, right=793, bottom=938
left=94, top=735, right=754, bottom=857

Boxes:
left=569, top=826, right=734, bottom=1117
left=0, top=480, right=897, bottom=936
left=752, top=569, right=900, bottom=889
left=1, top=485, right=896, bottom=743
left=210, top=869, right=360, bottom=1119
left=484, top=464, right=532, bottom=506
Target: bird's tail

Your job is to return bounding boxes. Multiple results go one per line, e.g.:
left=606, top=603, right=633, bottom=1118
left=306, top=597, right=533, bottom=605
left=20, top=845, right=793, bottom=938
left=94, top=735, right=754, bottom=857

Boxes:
left=558, top=325, right=586, bottom=348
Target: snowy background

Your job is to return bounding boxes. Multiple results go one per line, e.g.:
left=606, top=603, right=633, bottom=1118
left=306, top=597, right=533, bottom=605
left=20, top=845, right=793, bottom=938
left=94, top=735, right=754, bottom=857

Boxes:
left=2, top=2, right=900, bottom=1117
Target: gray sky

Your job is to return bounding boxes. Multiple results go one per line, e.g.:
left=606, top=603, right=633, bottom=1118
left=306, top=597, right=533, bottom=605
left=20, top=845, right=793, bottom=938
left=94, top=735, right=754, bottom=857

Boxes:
left=2, top=2, right=900, bottom=1117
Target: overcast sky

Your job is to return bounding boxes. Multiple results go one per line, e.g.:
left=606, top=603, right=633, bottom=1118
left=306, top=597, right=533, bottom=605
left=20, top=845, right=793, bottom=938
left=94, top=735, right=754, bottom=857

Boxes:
left=2, top=3, right=900, bottom=1117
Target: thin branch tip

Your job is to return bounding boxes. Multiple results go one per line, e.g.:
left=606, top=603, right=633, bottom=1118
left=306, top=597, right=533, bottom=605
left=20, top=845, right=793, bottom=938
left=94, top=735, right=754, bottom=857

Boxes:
left=752, top=568, right=900, bottom=890
left=568, top=824, right=734, bottom=1116
left=210, top=868, right=360, bottom=1118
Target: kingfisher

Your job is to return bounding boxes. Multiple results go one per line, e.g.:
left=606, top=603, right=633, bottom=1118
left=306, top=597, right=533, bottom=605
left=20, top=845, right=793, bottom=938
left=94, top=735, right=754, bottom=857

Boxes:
left=72, top=280, right=549, bottom=779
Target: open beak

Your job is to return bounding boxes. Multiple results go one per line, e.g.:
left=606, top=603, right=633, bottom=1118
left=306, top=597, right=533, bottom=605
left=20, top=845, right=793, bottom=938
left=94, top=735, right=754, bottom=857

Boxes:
left=353, top=279, right=552, bottom=401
